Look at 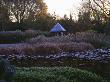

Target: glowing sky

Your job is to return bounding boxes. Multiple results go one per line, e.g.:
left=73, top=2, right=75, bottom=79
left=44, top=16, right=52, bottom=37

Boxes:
left=44, top=0, right=82, bottom=18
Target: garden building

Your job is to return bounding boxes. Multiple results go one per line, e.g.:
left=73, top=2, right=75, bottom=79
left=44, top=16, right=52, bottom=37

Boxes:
left=50, top=23, right=66, bottom=36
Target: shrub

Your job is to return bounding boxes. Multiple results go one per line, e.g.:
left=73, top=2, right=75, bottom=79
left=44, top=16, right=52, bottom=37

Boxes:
left=0, top=58, right=15, bottom=82
left=24, top=30, right=41, bottom=39
left=0, top=31, right=25, bottom=43
left=15, top=67, right=106, bottom=82
left=104, top=21, right=110, bottom=35
left=0, top=30, right=49, bottom=44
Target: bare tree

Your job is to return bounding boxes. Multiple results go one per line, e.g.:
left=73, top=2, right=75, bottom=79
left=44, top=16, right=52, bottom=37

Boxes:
left=83, top=0, right=110, bottom=21
left=0, top=0, right=47, bottom=23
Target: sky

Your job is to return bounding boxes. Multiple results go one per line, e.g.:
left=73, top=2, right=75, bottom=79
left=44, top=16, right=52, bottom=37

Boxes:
left=44, top=0, right=82, bottom=19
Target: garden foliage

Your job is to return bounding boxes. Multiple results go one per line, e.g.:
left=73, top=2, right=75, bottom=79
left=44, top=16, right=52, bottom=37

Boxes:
left=15, top=67, right=106, bottom=82
left=0, top=58, right=15, bottom=82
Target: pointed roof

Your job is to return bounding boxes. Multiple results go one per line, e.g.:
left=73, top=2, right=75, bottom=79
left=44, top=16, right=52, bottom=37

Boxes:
left=50, top=23, right=66, bottom=32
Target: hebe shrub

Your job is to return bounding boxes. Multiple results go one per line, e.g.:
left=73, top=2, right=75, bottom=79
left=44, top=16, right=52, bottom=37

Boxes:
left=0, top=58, right=15, bottom=82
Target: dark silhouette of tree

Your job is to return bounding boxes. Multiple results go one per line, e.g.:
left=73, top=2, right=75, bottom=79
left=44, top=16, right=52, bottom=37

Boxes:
left=0, top=0, right=48, bottom=30
left=57, top=14, right=77, bottom=33
left=82, top=0, right=110, bottom=22
left=1, top=0, right=47, bottom=23
left=77, top=2, right=93, bottom=32
left=0, top=1, right=10, bottom=31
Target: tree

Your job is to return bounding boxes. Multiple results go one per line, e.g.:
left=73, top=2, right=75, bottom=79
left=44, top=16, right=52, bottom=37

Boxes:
left=86, top=0, right=110, bottom=33
left=7, top=0, right=47, bottom=23
left=0, top=0, right=48, bottom=30
left=79, top=0, right=110, bottom=33
left=33, top=13, right=56, bottom=31
left=77, top=1, right=93, bottom=31
left=57, top=14, right=77, bottom=33
left=0, top=1, right=10, bottom=31
left=82, top=0, right=110, bottom=22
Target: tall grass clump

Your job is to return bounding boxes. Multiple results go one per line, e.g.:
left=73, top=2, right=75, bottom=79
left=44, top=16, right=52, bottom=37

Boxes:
left=0, top=42, right=94, bottom=55
left=28, top=32, right=110, bottom=48
left=22, top=43, right=61, bottom=55
left=0, top=47, right=19, bottom=55
left=75, top=32, right=110, bottom=48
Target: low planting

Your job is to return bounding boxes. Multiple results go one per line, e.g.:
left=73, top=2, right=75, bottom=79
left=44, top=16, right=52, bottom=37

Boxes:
left=0, top=30, right=49, bottom=43
left=0, top=31, right=110, bottom=48
left=58, top=42, right=94, bottom=52
left=0, top=42, right=94, bottom=55
left=74, top=32, right=110, bottom=48
left=0, top=48, right=110, bottom=81
left=15, top=67, right=106, bottom=82
left=24, top=42, right=94, bottom=55
left=0, top=31, right=25, bottom=43
left=28, top=32, right=110, bottom=48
